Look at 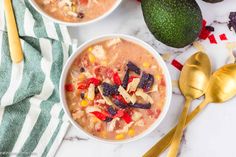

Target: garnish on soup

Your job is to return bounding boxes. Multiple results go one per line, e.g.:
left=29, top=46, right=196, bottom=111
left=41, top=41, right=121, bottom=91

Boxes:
left=35, top=0, right=117, bottom=23
left=65, top=38, right=166, bottom=140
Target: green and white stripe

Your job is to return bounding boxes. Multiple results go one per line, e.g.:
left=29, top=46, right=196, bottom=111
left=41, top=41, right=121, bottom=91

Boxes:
left=0, top=0, right=75, bottom=156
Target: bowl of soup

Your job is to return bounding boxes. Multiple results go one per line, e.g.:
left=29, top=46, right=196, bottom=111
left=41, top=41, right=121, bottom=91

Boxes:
left=60, top=34, right=172, bottom=143
left=29, top=0, right=122, bottom=26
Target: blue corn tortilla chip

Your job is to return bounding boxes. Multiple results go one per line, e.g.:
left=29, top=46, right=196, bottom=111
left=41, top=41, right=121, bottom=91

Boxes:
left=102, top=83, right=119, bottom=96
left=127, top=61, right=141, bottom=74
left=138, top=72, right=149, bottom=88
left=107, top=106, right=117, bottom=116
left=228, top=12, right=236, bottom=32
left=129, top=103, right=151, bottom=109
left=113, top=99, right=128, bottom=109
left=122, top=70, right=129, bottom=89
left=138, top=72, right=154, bottom=91
left=144, top=74, right=154, bottom=91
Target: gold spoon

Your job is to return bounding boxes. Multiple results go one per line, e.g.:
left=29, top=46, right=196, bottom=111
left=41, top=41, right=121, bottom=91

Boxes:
left=167, top=52, right=211, bottom=157
left=4, top=0, right=24, bottom=63
left=143, top=63, right=236, bottom=157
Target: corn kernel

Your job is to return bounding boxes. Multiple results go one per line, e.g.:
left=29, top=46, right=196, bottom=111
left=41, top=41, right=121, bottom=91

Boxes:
left=155, top=74, right=161, bottom=81
left=80, top=100, right=88, bottom=107
left=128, top=129, right=135, bottom=137
left=72, top=6, right=76, bottom=12
left=88, top=53, right=96, bottom=63
left=88, top=47, right=93, bottom=52
left=78, top=73, right=86, bottom=81
left=143, top=62, right=150, bottom=68
left=115, top=134, right=124, bottom=140
left=92, top=117, right=101, bottom=123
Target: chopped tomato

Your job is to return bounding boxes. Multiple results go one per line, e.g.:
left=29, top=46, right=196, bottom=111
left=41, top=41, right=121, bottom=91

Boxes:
left=114, top=109, right=124, bottom=118
left=77, top=82, right=88, bottom=90
left=113, top=72, right=122, bottom=85
left=146, top=109, right=155, bottom=116
left=102, top=111, right=110, bottom=117
left=122, top=112, right=132, bottom=124
left=106, top=68, right=114, bottom=78
left=94, top=66, right=114, bottom=79
left=87, top=77, right=101, bottom=86
left=95, top=93, right=102, bottom=100
left=65, top=84, right=74, bottom=92
left=90, top=111, right=107, bottom=121
left=77, top=77, right=101, bottom=90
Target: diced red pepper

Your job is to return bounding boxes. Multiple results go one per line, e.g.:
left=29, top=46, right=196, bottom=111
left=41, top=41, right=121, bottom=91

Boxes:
left=113, top=72, right=122, bottom=85
left=102, top=111, right=110, bottom=117
left=199, top=28, right=211, bottom=40
left=199, top=19, right=212, bottom=40
left=219, top=33, right=228, bottom=40
left=208, top=34, right=217, bottom=44
left=202, top=19, right=207, bottom=27
left=113, top=95, right=127, bottom=104
left=87, top=77, right=101, bottom=86
left=128, top=76, right=138, bottom=83
left=122, top=112, right=132, bottom=124
left=77, top=77, right=101, bottom=90
left=171, top=59, right=183, bottom=71
left=65, top=84, right=74, bottom=92
left=90, top=111, right=107, bottom=121
left=77, top=82, right=88, bottom=90
left=114, top=109, right=124, bottom=118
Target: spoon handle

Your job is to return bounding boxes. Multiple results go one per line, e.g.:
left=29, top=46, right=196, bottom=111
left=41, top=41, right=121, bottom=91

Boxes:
left=143, top=99, right=209, bottom=157
left=4, top=0, right=24, bottom=63
left=167, top=97, right=192, bottom=157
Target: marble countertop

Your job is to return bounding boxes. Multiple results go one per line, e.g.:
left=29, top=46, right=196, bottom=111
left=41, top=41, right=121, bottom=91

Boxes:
left=56, top=0, right=236, bottom=157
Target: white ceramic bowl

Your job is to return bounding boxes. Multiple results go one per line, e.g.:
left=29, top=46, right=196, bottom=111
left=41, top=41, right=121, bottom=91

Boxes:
left=29, top=0, right=122, bottom=26
left=60, top=34, right=172, bottom=144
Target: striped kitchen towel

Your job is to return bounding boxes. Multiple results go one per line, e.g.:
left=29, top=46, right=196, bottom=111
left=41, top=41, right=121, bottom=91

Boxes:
left=0, top=0, right=75, bottom=156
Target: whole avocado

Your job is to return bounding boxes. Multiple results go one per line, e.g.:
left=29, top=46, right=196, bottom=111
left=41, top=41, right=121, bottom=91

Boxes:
left=203, top=0, right=223, bottom=3
left=141, top=0, right=203, bottom=48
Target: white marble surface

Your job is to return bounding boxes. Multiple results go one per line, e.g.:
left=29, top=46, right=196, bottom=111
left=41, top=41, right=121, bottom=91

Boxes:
left=56, top=0, right=236, bottom=157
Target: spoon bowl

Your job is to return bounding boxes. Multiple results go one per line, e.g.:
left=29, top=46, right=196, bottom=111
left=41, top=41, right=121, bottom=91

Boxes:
left=143, top=64, right=236, bottom=157
left=167, top=52, right=211, bottom=157
left=205, top=64, right=236, bottom=103
left=179, top=52, right=211, bottom=98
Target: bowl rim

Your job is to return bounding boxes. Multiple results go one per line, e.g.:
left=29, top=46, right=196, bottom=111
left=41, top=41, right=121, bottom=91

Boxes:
left=59, top=34, right=172, bottom=144
left=28, top=0, right=122, bottom=26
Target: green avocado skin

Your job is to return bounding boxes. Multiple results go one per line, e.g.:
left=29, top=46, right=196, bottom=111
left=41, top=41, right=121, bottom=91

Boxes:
left=203, top=0, right=223, bottom=3
left=141, top=0, right=203, bottom=48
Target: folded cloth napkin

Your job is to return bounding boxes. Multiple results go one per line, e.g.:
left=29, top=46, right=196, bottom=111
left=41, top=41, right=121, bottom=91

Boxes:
left=0, top=0, right=75, bottom=156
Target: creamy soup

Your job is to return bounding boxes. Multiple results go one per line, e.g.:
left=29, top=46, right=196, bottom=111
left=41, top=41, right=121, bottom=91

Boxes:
left=35, top=0, right=117, bottom=22
left=65, top=38, right=167, bottom=140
